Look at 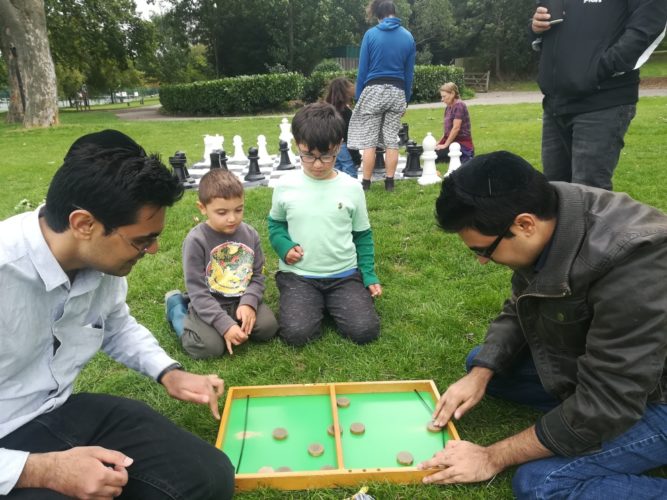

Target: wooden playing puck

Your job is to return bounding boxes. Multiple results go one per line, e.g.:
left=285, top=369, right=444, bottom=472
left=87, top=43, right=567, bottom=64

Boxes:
left=350, top=422, right=365, bottom=435
left=257, top=466, right=274, bottom=473
left=308, top=443, right=325, bottom=457
left=427, top=421, right=442, bottom=433
left=276, top=466, right=292, bottom=472
left=396, top=451, right=414, bottom=466
left=336, top=396, right=351, bottom=408
left=272, top=427, right=288, bottom=440
left=327, top=424, right=342, bottom=436
left=320, top=464, right=336, bottom=470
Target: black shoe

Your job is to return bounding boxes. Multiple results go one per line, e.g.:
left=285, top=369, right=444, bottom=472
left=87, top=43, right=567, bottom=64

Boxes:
left=362, top=179, right=371, bottom=191
left=385, top=177, right=395, bottom=192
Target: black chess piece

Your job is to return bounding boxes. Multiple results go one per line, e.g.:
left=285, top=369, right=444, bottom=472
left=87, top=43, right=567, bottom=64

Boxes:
left=398, top=123, right=410, bottom=148
left=244, top=147, right=265, bottom=182
left=210, top=149, right=228, bottom=170
left=374, top=147, right=386, bottom=175
left=402, top=141, right=423, bottom=178
left=277, top=140, right=294, bottom=170
left=169, top=151, right=196, bottom=189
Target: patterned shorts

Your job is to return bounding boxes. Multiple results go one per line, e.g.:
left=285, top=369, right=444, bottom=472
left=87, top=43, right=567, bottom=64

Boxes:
left=347, top=84, right=406, bottom=150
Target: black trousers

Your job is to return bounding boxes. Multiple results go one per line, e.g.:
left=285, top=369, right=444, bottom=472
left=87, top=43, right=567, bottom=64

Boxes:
left=1, top=393, right=234, bottom=499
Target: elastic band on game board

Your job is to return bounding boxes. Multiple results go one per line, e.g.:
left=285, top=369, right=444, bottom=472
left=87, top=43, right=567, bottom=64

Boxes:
left=413, top=389, right=445, bottom=447
left=236, top=395, right=250, bottom=472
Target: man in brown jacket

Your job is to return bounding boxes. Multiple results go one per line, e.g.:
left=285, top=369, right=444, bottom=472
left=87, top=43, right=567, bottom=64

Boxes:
left=421, top=151, right=667, bottom=497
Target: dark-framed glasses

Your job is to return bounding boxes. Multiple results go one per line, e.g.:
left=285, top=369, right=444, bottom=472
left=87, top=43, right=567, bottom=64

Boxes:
left=114, top=230, right=158, bottom=255
left=470, top=222, right=513, bottom=259
left=298, top=149, right=338, bottom=165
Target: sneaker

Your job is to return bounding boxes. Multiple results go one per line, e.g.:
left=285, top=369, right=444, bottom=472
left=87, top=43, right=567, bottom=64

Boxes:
left=384, top=177, right=395, bottom=192
left=165, top=290, right=187, bottom=336
left=362, top=179, right=371, bottom=191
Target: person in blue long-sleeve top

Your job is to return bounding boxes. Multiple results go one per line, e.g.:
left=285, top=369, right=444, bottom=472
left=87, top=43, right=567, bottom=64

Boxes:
left=348, top=0, right=416, bottom=192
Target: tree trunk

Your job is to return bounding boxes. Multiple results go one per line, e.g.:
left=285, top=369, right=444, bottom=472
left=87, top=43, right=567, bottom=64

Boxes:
left=0, top=0, right=59, bottom=127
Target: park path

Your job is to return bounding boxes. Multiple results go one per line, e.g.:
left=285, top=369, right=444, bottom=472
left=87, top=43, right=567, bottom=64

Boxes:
left=115, top=88, right=667, bottom=121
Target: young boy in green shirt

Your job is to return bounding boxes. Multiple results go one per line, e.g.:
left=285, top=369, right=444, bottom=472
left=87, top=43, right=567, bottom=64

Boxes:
left=268, top=102, right=382, bottom=346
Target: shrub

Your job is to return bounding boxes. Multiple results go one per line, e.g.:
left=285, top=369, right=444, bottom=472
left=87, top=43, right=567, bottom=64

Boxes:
left=302, top=70, right=357, bottom=103
left=311, top=59, right=344, bottom=74
left=160, top=72, right=306, bottom=115
left=411, top=65, right=466, bottom=103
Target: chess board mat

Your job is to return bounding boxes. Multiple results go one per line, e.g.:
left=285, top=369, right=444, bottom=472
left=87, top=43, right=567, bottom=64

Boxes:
left=186, top=155, right=415, bottom=190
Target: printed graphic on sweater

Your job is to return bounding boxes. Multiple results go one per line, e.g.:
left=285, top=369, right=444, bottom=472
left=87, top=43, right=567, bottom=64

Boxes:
left=206, top=241, right=254, bottom=297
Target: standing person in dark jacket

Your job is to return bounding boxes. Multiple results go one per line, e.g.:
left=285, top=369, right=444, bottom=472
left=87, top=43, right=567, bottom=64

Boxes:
left=419, top=151, right=667, bottom=497
left=532, top=0, right=667, bottom=190
left=348, top=0, right=416, bottom=192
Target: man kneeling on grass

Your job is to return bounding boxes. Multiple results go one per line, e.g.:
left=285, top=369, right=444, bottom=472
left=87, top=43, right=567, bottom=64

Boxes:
left=420, top=151, right=666, bottom=497
left=0, top=130, right=234, bottom=499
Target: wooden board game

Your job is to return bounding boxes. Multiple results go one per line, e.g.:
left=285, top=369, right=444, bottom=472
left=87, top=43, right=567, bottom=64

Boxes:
left=215, top=380, right=460, bottom=491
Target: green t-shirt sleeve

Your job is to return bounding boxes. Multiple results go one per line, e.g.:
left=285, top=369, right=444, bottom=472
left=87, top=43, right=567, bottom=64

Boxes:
left=352, top=228, right=378, bottom=287
left=268, top=216, right=297, bottom=261
left=351, top=183, right=371, bottom=232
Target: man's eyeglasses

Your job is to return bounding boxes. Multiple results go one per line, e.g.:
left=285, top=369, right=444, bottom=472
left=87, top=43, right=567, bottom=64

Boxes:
left=470, top=222, right=513, bottom=259
left=115, top=230, right=158, bottom=255
left=298, top=149, right=338, bottom=165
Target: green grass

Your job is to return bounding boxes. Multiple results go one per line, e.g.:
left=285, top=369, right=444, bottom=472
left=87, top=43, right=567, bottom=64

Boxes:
left=1, top=98, right=666, bottom=498
left=641, top=50, right=667, bottom=78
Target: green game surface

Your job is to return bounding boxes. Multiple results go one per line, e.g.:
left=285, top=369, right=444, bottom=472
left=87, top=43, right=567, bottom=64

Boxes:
left=221, top=390, right=452, bottom=473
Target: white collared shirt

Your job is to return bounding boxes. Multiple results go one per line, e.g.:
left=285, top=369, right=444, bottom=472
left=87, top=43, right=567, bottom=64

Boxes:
left=0, top=208, right=177, bottom=494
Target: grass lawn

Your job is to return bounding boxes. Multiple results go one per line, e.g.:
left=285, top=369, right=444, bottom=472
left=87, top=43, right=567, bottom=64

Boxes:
left=1, top=98, right=666, bottom=499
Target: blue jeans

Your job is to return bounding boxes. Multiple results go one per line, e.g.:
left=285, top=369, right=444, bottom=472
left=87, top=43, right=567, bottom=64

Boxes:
left=541, top=104, right=636, bottom=190
left=466, top=346, right=667, bottom=499
left=335, top=142, right=359, bottom=178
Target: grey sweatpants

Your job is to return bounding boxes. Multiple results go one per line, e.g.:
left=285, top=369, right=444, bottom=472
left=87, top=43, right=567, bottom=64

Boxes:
left=275, top=271, right=380, bottom=347
left=181, top=302, right=278, bottom=359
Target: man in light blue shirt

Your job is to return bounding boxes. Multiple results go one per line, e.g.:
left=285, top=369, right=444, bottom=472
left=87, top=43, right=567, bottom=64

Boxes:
left=0, top=130, right=234, bottom=499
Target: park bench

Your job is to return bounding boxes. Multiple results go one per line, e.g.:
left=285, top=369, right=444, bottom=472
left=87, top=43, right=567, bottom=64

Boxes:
left=463, top=71, right=490, bottom=93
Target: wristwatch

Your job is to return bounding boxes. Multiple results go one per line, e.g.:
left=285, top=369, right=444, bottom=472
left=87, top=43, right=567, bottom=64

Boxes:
left=157, top=362, right=184, bottom=384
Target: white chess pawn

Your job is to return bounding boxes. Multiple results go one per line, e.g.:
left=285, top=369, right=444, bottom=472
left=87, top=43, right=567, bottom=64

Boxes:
left=278, top=117, right=298, bottom=164
left=228, top=135, right=247, bottom=164
left=418, top=132, right=442, bottom=186
left=205, top=134, right=224, bottom=166
left=445, top=142, right=462, bottom=177
left=257, top=135, right=273, bottom=166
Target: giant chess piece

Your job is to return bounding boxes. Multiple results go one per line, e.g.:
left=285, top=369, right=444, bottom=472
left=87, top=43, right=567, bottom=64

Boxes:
left=402, top=141, right=423, bottom=178
left=257, top=135, right=274, bottom=166
left=210, top=149, right=228, bottom=170
left=445, top=142, right=462, bottom=177
left=374, top=147, right=386, bottom=176
left=276, top=140, right=295, bottom=170
left=228, top=135, right=247, bottom=164
left=169, top=151, right=196, bottom=189
left=418, top=132, right=442, bottom=186
left=398, top=123, right=410, bottom=148
left=278, top=117, right=298, bottom=164
left=244, top=147, right=265, bottom=182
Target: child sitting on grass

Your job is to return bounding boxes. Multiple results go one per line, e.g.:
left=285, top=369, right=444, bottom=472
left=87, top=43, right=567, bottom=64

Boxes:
left=166, top=169, right=278, bottom=358
left=268, top=102, right=382, bottom=346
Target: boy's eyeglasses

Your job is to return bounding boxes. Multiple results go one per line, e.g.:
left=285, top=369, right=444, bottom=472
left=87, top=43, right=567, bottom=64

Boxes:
left=298, top=149, right=339, bottom=165
left=470, top=222, right=513, bottom=259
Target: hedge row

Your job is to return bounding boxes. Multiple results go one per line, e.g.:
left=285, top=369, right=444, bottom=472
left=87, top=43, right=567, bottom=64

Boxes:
left=159, top=65, right=467, bottom=115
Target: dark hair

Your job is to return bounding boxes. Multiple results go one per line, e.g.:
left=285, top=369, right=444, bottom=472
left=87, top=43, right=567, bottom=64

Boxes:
left=44, top=129, right=184, bottom=234
left=291, top=102, right=345, bottom=153
left=324, top=77, right=354, bottom=113
left=198, top=168, right=244, bottom=205
left=367, top=0, right=396, bottom=21
left=435, top=151, right=558, bottom=235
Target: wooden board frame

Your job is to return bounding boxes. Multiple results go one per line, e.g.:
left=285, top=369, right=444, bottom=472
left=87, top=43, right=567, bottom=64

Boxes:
left=215, top=380, right=459, bottom=491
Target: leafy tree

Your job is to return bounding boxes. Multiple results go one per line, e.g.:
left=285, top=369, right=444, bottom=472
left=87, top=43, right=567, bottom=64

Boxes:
left=44, top=0, right=154, bottom=95
left=0, top=0, right=59, bottom=127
